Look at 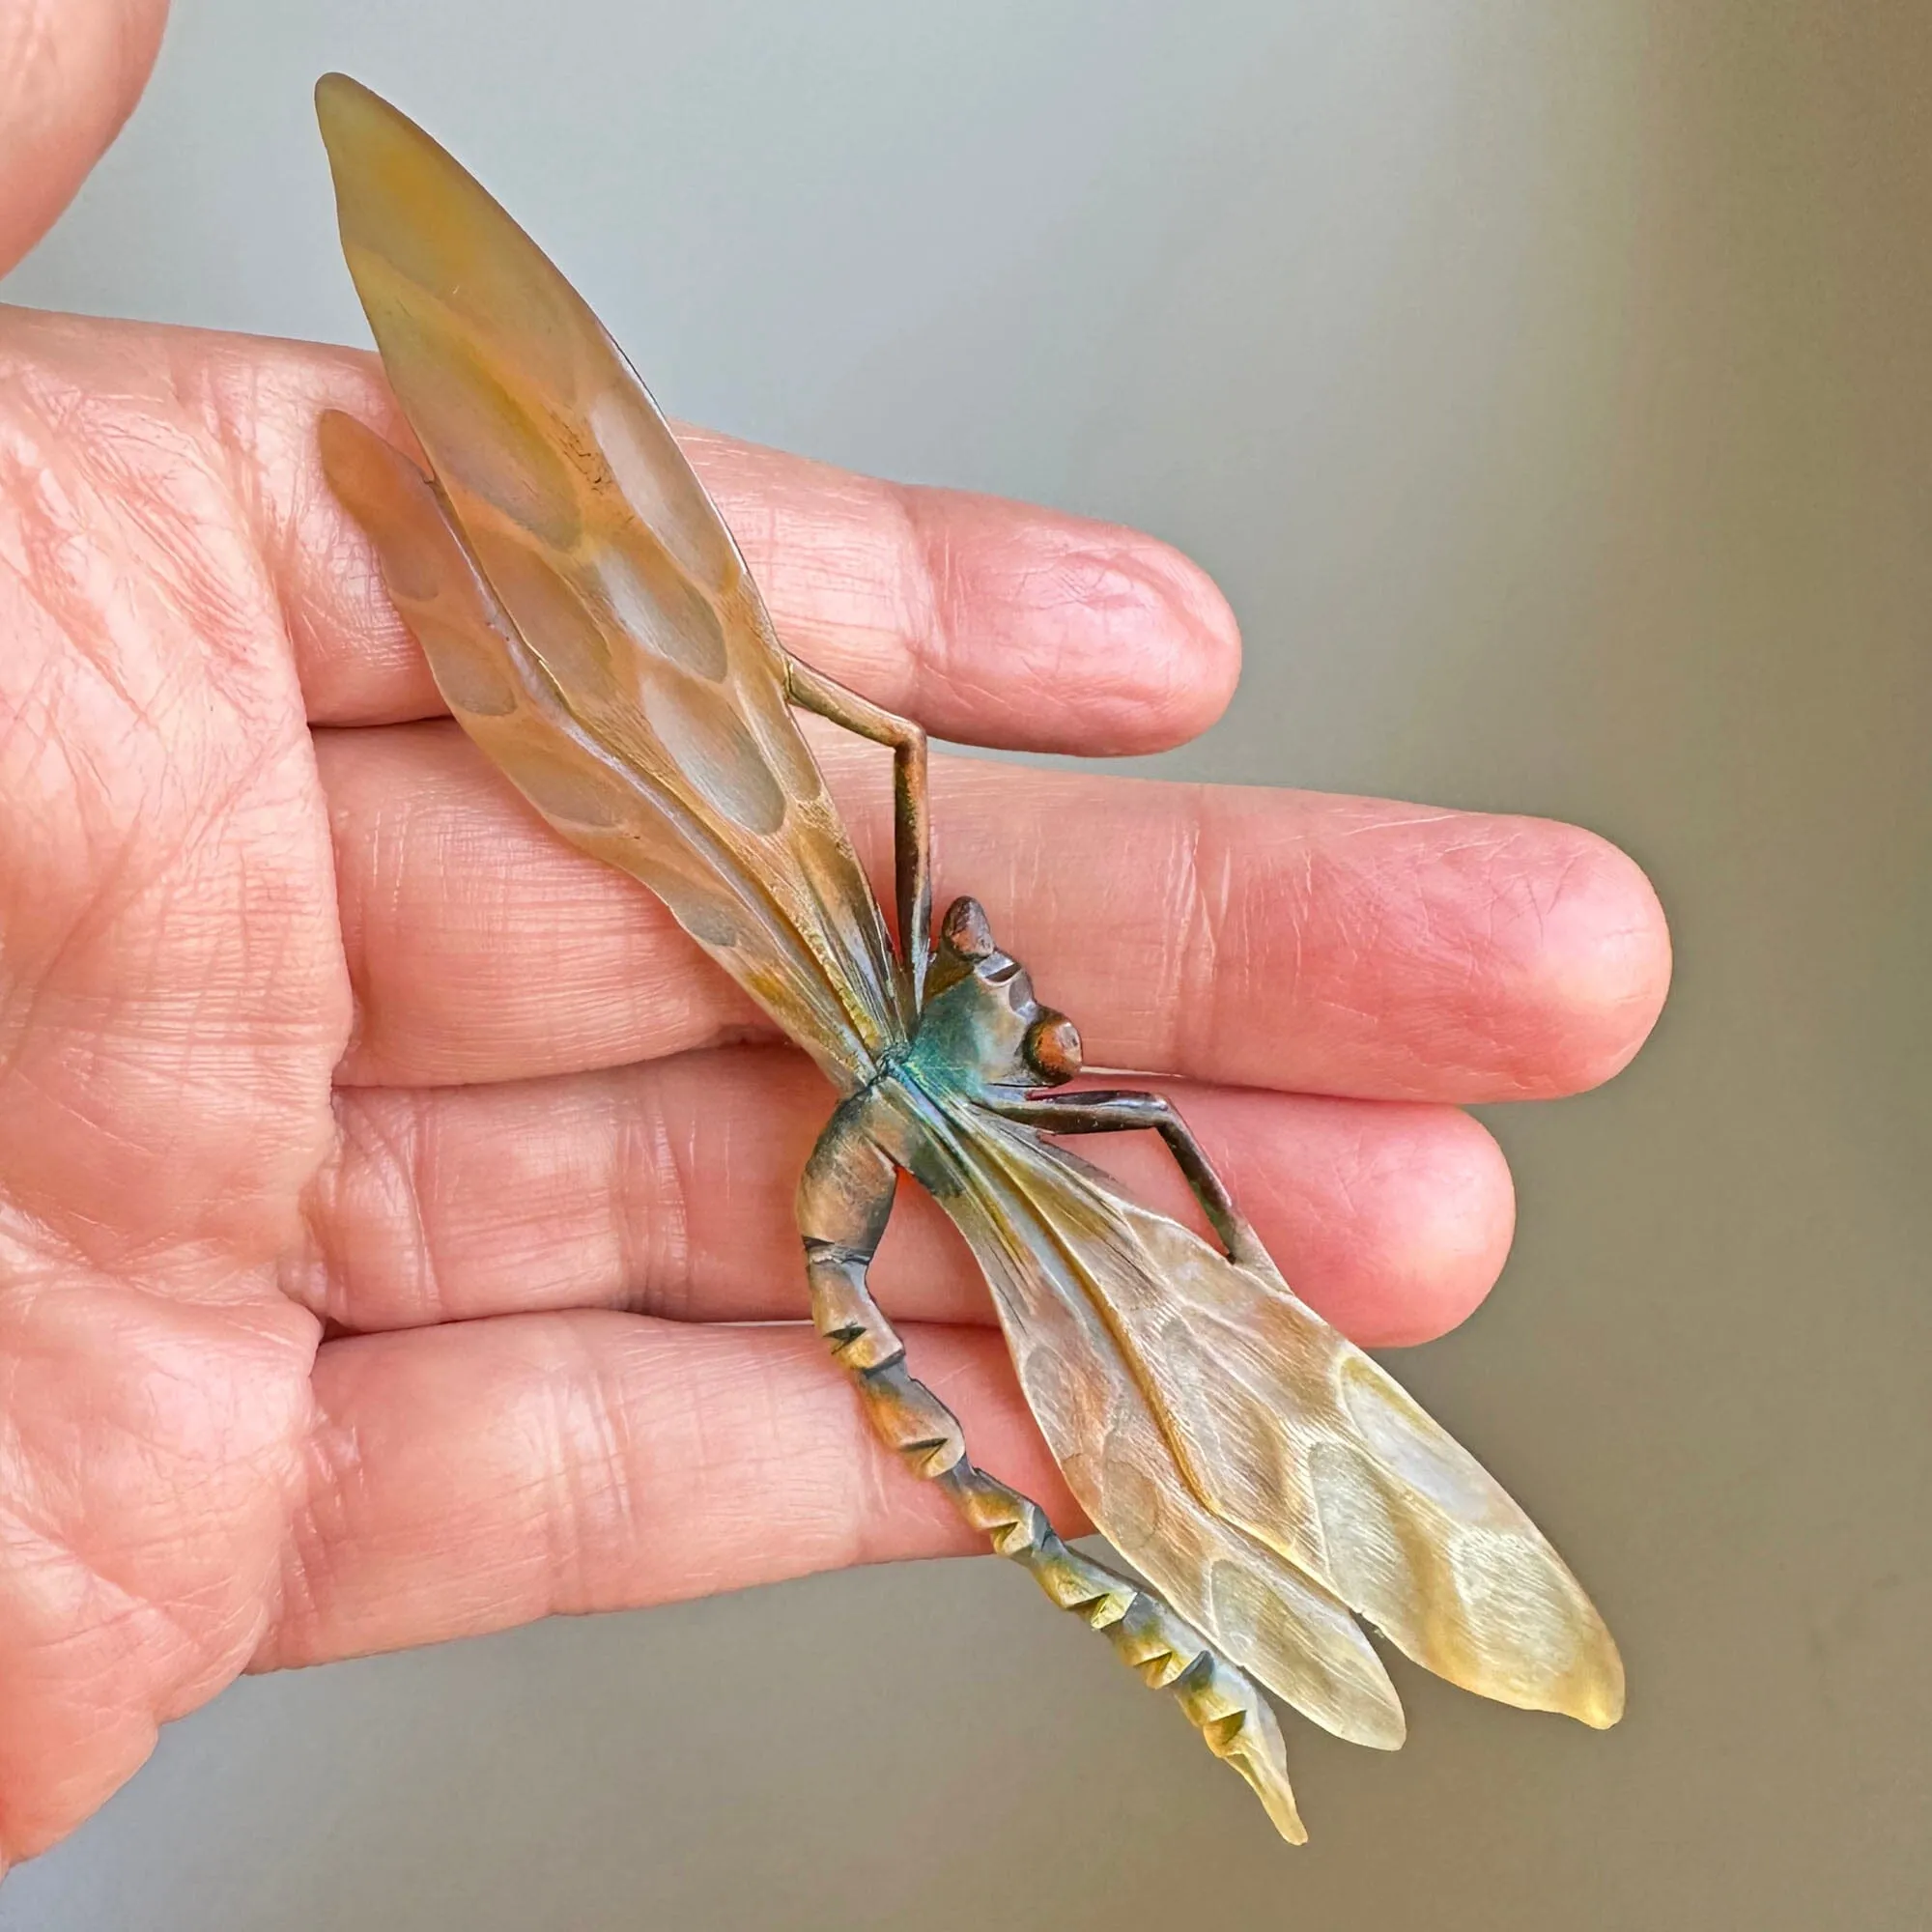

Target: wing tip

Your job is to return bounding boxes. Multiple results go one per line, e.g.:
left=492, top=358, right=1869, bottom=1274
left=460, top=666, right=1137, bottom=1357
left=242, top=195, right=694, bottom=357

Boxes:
left=1361, top=1699, right=1407, bottom=1752
left=1567, top=1644, right=1628, bottom=1730
left=314, top=70, right=370, bottom=130
left=1512, top=1622, right=1625, bottom=1730
left=315, top=70, right=390, bottom=110
left=314, top=71, right=421, bottom=171
left=315, top=408, right=410, bottom=513
left=1212, top=1714, right=1308, bottom=1845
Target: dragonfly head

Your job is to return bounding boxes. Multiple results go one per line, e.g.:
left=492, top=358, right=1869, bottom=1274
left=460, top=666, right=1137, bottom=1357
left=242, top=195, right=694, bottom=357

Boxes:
left=915, top=895, right=1082, bottom=1093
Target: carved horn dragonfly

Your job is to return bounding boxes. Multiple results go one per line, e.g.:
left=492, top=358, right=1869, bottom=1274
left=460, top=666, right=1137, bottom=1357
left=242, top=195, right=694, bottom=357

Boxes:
left=312, top=73, right=1623, bottom=1842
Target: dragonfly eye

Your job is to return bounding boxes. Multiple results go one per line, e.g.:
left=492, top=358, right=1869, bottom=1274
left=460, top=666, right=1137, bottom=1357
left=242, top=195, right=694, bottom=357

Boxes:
left=940, top=895, right=997, bottom=962
left=1023, top=1011, right=1082, bottom=1085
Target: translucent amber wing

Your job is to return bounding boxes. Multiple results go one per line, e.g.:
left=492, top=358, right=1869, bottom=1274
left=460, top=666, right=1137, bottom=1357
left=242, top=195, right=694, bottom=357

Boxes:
left=895, top=1098, right=1404, bottom=1748
left=927, top=1098, right=1624, bottom=1732
left=315, top=73, right=905, bottom=1087
left=318, top=411, right=892, bottom=1087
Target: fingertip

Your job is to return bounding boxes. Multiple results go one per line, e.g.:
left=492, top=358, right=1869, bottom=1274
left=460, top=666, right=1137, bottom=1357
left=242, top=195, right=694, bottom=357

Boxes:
left=1505, top=825, right=1673, bottom=1098
left=995, top=521, right=1243, bottom=754
left=1071, top=529, right=1243, bottom=752
left=0, top=0, right=169, bottom=276
left=1368, top=1107, right=1518, bottom=1346
left=1297, top=1103, right=1518, bottom=1349
left=898, top=484, right=1241, bottom=754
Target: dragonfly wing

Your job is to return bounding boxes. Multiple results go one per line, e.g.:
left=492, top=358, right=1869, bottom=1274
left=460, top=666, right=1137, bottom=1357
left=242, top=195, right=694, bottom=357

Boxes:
left=315, top=74, right=906, bottom=1087
left=900, top=1100, right=1406, bottom=1748
left=318, top=412, right=897, bottom=1083
left=924, top=1097, right=1624, bottom=1732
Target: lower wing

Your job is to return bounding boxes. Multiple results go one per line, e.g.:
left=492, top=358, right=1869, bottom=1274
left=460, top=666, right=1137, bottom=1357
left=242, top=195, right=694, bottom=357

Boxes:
left=918, top=1095, right=1624, bottom=1737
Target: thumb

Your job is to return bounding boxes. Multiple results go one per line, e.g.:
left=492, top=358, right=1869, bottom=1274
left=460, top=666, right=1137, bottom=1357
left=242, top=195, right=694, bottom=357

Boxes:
left=0, top=0, right=170, bottom=278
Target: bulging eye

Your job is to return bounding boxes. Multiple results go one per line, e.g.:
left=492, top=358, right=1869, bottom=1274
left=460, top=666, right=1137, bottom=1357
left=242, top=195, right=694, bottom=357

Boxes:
left=1023, top=1011, right=1082, bottom=1085
left=940, top=895, right=997, bottom=961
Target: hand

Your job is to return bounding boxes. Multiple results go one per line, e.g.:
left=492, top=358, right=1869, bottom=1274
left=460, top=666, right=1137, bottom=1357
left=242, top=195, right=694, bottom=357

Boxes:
left=0, top=1, right=1668, bottom=1869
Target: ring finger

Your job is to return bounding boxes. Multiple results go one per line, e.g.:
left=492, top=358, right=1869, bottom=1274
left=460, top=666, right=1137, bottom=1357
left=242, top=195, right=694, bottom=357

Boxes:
left=289, top=1043, right=1515, bottom=1349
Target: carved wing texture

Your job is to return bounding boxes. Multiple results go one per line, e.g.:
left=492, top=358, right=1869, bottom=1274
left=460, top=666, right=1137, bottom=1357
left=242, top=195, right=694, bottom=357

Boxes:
left=316, top=73, right=907, bottom=1088
left=916, top=1095, right=1625, bottom=1738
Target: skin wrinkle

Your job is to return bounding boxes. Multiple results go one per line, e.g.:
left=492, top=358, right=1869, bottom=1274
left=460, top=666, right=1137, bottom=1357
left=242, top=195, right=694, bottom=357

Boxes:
left=194, top=348, right=411, bottom=735
left=898, top=487, right=959, bottom=722
left=680, top=1350, right=795, bottom=1601
left=299, top=1094, right=429, bottom=1325
left=169, top=337, right=300, bottom=586
left=52, top=1514, right=225, bottom=1690
left=16, top=1295, right=309, bottom=1525
left=1028, top=546, right=1162, bottom=710
left=546, top=1322, right=636, bottom=1617
left=1164, top=783, right=1225, bottom=1082
left=9, top=1575, right=200, bottom=1728
left=273, top=1381, right=370, bottom=1654
left=24, top=1017, right=287, bottom=1214
left=0, top=431, right=343, bottom=1145
left=1334, top=810, right=1461, bottom=838
left=998, top=554, right=1088, bottom=708
left=0, top=1301, right=306, bottom=1650
left=635, top=1071, right=694, bottom=1321
left=514, top=1115, right=611, bottom=1301
left=846, top=1357, right=918, bottom=1573
left=0, top=574, right=74, bottom=784
left=598, top=1080, right=643, bottom=1319
left=71, top=486, right=283, bottom=768
left=390, top=1094, right=444, bottom=1325
left=73, top=440, right=249, bottom=696
left=319, top=723, right=762, bottom=1084
left=0, top=483, right=163, bottom=749
left=0, top=1214, right=83, bottom=1317
left=283, top=1120, right=348, bottom=1322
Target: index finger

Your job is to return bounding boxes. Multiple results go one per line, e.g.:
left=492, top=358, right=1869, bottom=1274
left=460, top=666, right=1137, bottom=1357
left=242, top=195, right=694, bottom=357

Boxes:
left=190, top=327, right=1242, bottom=753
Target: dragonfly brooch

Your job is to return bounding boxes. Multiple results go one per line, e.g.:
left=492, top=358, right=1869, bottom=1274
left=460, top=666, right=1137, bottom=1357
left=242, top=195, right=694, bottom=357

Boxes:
left=312, top=73, right=1623, bottom=1842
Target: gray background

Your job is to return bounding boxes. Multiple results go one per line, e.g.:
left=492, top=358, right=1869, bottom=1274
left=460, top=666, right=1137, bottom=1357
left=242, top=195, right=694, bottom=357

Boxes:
left=4, top=0, right=1928, bottom=1925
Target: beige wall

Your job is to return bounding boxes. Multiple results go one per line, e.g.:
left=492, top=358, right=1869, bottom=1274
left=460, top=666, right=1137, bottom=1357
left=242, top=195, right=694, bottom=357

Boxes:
left=3, top=2, right=1925, bottom=1925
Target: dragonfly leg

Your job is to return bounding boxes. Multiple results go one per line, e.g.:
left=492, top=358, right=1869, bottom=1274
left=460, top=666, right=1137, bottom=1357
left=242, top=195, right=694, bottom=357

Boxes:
left=796, top=1104, right=1305, bottom=1841
left=987, top=1090, right=1267, bottom=1266
left=782, top=655, right=931, bottom=1003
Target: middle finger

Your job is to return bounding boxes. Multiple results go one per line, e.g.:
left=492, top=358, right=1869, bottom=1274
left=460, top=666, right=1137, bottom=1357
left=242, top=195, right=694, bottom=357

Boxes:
left=318, top=723, right=1665, bottom=1101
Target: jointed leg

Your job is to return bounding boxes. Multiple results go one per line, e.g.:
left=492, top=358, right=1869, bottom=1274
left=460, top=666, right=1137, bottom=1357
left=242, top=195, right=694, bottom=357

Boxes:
left=988, top=1089, right=1267, bottom=1266
left=797, top=1108, right=1304, bottom=1841
left=783, top=655, right=932, bottom=1002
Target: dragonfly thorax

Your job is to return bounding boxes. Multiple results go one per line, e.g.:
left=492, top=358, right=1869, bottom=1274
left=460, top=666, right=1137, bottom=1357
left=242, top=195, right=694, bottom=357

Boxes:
left=903, top=896, right=1081, bottom=1098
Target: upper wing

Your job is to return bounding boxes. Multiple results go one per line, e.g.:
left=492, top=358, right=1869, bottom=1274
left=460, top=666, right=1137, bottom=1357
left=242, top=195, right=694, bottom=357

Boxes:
left=315, top=73, right=906, bottom=1088
left=913, top=1094, right=1624, bottom=1735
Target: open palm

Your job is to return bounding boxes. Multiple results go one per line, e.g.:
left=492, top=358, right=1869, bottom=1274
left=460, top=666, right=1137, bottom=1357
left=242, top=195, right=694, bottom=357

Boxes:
left=0, top=0, right=1669, bottom=1870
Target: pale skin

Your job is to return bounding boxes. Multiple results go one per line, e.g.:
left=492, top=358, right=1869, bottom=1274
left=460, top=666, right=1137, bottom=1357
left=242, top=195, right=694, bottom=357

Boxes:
left=0, top=0, right=1670, bottom=1873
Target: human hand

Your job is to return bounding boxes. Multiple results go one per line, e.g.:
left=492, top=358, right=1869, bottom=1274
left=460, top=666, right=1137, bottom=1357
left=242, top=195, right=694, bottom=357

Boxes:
left=0, top=0, right=1668, bottom=1868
